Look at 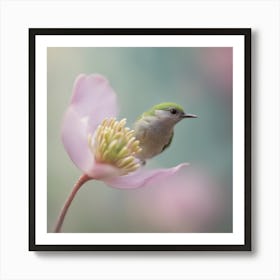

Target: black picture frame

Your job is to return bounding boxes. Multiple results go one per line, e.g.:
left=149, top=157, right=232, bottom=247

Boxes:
left=29, top=28, right=251, bottom=251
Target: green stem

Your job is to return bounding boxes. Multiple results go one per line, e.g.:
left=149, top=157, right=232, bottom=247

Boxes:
left=54, top=174, right=90, bottom=233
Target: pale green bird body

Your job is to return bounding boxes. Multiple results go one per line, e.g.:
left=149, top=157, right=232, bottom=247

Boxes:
left=134, top=102, right=197, bottom=162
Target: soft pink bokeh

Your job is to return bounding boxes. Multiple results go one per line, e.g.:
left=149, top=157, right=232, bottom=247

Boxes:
left=197, top=48, right=233, bottom=94
left=126, top=167, right=228, bottom=232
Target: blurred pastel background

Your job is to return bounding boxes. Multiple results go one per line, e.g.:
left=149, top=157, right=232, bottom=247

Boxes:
left=47, top=47, right=232, bottom=233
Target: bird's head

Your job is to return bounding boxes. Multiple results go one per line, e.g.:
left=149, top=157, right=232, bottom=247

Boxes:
left=143, top=102, right=197, bottom=125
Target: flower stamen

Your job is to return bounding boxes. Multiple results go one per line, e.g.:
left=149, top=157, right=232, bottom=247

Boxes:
left=88, top=118, right=142, bottom=175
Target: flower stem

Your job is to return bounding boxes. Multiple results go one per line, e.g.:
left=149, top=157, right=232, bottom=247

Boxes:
left=54, top=174, right=90, bottom=233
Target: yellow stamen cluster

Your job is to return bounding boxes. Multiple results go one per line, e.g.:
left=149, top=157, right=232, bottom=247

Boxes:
left=88, top=118, right=142, bottom=175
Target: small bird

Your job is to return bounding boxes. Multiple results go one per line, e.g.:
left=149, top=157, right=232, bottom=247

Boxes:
left=134, top=102, right=197, bottom=163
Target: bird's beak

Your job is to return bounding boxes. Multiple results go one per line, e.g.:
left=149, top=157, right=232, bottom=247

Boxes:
left=183, top=113, right=198, bottom=118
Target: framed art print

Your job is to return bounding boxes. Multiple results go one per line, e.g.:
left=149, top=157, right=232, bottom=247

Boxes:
left=29, top=28, right=251, bottom=251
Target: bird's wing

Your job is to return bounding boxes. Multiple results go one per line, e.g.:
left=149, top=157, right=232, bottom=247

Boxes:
left=161, top=131, right=174, bottom=152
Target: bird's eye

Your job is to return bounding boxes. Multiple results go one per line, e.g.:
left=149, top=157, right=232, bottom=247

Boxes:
left=170, top=108, right=177, bottom=115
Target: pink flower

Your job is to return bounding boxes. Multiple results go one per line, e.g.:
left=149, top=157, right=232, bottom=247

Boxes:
left=61, top=74, right=187, bottom=189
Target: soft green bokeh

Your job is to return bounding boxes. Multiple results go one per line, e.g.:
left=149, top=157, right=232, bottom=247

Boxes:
left=47, top=47, right=232, bottom=233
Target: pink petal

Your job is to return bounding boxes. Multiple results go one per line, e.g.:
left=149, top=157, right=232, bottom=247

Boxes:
left=70, top=74, right=119, bottom=134
left=87, top=162, right=122, bottom=179
left=61, top=106, right=93, bottom=174
left=61, top=108, right=121, bottom=178
left=61, top=74, right=119, bottom=175
left=103, top=163, right=189, bottom=189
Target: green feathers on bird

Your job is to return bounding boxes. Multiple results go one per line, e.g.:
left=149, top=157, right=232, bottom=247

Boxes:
left=137, top=102, right=185, bottom=120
